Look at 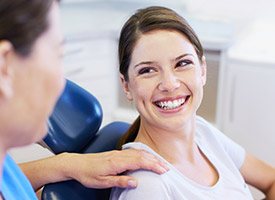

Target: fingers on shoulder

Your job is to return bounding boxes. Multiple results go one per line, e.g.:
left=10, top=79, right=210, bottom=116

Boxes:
left=101, top=176, right=130, bottom=188
left=113, top=171, right=168, bottom=199
left=109, top=149, right=168, bottom=174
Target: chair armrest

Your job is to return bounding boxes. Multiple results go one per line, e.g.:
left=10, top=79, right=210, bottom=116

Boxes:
left=42, top=180, right=111, bottom=200
left=83, top=121, right=130, bottom=153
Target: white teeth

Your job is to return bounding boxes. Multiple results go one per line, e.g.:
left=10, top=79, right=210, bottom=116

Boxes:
left=156, top=98, right=185, bottom=110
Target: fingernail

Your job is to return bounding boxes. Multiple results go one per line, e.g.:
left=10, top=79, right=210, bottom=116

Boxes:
left=128, top=180, right=137, bottom=188
left=160, top=167, right=169, bottom=174
left=160, top=163, right=169, bottom=172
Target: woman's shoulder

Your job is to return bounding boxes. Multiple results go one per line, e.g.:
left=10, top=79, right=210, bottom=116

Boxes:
left=195, top=116, right=218, bottom=139
left=110, top=169, right=171, bottom=200
left=111, top=143, right=172, bottom=200
left=127, top=168, right=168, bottom=183
left=195, top=115, right=214, bottom=129
left=195, top=116, right=246, bottom=169
left=194, top=116, right=229, bottom=153
left=195, top=115, right=225, bottom=141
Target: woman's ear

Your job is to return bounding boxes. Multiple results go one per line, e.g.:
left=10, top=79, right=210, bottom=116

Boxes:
left=200, top=56, right=207, bottom=86
left=0, top=41, right=13, bottom=100
left=120, top=74, right=133, bottom=101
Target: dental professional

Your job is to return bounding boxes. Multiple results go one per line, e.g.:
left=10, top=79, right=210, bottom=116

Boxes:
left=0, top=1, right=168, bottom=199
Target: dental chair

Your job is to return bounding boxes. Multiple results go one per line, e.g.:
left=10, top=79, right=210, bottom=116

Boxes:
left=41, top=79, right=130, bottom=200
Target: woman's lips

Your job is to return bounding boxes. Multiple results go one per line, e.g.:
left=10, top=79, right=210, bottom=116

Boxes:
left=154, top=96, right=190, bottom=111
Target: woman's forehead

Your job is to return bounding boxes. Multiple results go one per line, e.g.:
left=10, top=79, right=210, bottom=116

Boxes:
left=131, top=30, right=196, bottom=61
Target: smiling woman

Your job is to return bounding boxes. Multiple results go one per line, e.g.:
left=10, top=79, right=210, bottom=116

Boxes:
left=111, top=6, right=275, bottom=200
left=117, top=6, right=205, bottom=147
left=121, top=29, right=206, bottom=133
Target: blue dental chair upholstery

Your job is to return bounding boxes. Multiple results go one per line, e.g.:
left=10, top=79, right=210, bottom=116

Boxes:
left=44, top=79, right=103, bottom=154
left=41, top=79, right=130, bottom=200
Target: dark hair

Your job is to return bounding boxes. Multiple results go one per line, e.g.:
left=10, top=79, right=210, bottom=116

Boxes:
left=0, top=0, right=58, bottom=56
left=117, top=6, right=204, bottom=148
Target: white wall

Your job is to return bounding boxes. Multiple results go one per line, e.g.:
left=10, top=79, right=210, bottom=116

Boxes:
left=186, top=0, right=275, bottom=30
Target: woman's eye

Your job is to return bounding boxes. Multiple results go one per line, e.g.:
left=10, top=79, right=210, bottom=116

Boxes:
left=138, top=67, right=155, bottom=75
left=176, top=60, right=193, bottom=68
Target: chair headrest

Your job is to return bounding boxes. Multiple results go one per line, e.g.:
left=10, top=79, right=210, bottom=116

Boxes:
left=43, top=79, right=103, bottom=154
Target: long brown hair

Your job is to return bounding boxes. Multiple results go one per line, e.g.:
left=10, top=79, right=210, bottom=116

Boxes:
left=118, top=6, right=204, bottom=148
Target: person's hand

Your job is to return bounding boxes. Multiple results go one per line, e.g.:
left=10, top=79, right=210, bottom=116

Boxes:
left=62, top=149, right=169, bottom=188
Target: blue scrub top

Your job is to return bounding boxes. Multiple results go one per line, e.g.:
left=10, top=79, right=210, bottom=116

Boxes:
left=1, top=154, right=37, bottom=200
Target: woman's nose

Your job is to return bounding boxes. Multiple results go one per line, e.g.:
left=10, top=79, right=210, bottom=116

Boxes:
left=158, top=72, right=180, bottom=92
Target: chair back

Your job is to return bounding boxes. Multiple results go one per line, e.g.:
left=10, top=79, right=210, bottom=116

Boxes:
left=43, top=79, right=103, bottom=154
left=41, top=79, right=130, bottom=200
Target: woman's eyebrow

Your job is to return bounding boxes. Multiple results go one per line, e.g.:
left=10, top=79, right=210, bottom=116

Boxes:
left=174, top=53, right=194, bottom=61
left=134, top=61, right=155, bottom=68
left=133, top=54, right=195, bottom=68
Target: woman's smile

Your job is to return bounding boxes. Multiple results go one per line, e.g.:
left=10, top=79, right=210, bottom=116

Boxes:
left=153, top=95, right=190, bottom=113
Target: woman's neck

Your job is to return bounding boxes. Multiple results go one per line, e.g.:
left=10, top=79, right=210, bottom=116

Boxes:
left=135, top=118, right=197, bottom=164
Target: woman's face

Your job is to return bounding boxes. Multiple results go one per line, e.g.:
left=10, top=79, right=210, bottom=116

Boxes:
left=5, top=1, right=65, bottom=147
left=121, top=30, right=206, bottom=131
